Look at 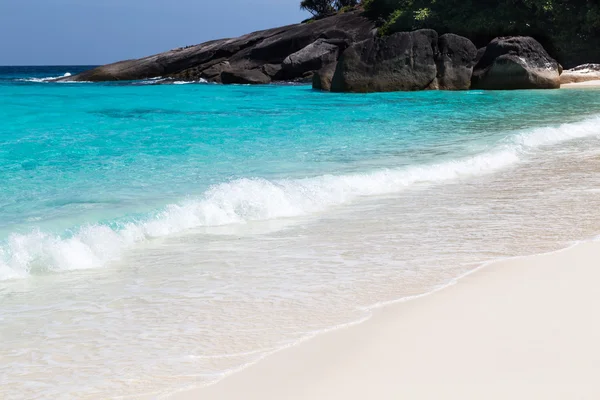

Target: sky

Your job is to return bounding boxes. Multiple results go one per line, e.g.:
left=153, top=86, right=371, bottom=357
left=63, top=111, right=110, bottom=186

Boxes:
left=0, top=0, right=309, bottom=65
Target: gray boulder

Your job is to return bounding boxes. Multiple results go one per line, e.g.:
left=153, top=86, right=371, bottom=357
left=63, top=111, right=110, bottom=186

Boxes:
left=282, top=39, right=344, bottom=79
left=246, top=14, right=374, bottom=64
left=221, top=69, right=271, bottom=84
left=475, top=47, right=486, bottom=64
left=261, top=64, right=284, bottom=79
left=312, top=63, right=338, bottom=91
left=197, top=61, right=232, bottom=82
left=471, top=36, right=561, bottom=90
left=434, top=33, right=478, bottom=90
left=331, top=29, right=439, bottom=93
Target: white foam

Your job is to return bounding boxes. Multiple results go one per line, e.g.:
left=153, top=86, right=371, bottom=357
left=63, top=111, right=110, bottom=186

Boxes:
left=0, top=149, right=517, bottom=280
left=1, top=115, right=599, bottom=280
left=17, top=72, right=72, bottom=83
left=18, top=77, right=58, bottom=83
left=172, top=79, right=208, bottom=84
left=514, top=115, right=600, bottom=148
left=139, top=77, right=209, bottom=85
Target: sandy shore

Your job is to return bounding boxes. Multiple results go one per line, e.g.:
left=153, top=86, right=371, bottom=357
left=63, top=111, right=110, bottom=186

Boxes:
left=170, top=240, right=600, bottom=400
left=561, top=79, right=600, bottom=88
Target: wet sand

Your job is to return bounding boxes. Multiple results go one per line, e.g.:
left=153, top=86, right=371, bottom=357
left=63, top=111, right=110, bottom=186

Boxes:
left=170, top=240, right=600, bottom=400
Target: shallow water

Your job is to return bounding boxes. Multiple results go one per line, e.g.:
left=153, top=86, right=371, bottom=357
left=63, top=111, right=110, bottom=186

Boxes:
left=1, top=67, right=600, bottom=399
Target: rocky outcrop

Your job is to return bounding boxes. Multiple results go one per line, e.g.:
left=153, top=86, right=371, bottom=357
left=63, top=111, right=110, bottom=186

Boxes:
left=560, top=64, right=600, bottom=84
left=475, top=47, right=486, bottom=64
left=261, top=64, right=283, bottom=80
left=434, top=33, right=478, bottom=90
left=312, top=63, right=338, bottom=91
left=319, top=30, right=477, bottom=92
left=471, top=36, right=561, bottom=90
left=221, top=69, right=271, bottom=84
left=61, top=11, right=375, bottom=84
left=61, top=12, right=566, bottom=92
left=281, top=39, right=345, bottom=80
left=196, top=61, right=231, bottom=82
left=330, top=29, right=440, bottom=93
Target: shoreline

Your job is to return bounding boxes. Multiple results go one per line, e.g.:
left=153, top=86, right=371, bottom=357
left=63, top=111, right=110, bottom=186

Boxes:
left=168, top=238, right=600, bottom=399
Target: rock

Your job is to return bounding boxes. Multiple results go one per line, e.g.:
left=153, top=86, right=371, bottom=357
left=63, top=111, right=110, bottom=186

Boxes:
left=321, top=30, right=476, bottom=92
left=434, top=33, right=478, bottom=90
left=60, top=11, right=375, bottom=84
left=261, top=64, right=283, bottom=79
left=300, top=71, right=315, bottom=82
left=560, top=64, right=600, bottom=84
left=61, top=39, right=233, bottom=82
left=475, top=47, right=486, bottom=64
left=330, top=29, right=439, bottom=93
left=471, top=36, right=561, bottom=90
left=247, top=13, right=375, bottom=64
left=312, top=63, right=338, bottom=91
left=281, top=39, right=344, bottom=79
left=199, top=61, right=232, bottom=82
left=221, top=69, right=271, bottom=84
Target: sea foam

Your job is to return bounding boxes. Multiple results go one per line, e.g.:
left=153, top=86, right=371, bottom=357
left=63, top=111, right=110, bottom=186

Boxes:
left=1, top=115, right=599, bottom=280
left=515, top=115, right=600, bottom=148
left=18, top=72, right=72, bottom=83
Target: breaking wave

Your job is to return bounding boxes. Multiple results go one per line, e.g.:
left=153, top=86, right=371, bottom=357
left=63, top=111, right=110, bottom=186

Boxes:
left=1, top=115, right=599, bottom=280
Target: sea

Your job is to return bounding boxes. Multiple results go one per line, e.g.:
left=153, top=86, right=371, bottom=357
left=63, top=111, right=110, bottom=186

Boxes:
left=1, top=65, right=600, bottom=399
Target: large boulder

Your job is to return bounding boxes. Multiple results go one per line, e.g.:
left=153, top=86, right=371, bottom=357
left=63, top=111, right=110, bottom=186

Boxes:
left=281, top=39, right=345, bottom=79
left=560, top=64, right=600, bottom=84
left=261, top=64, right=283, bottom=79
left=221, top=69, right=271, bottom=84
left=434, top=33, right=478, bottom=90
left=247, top=13, right=375, bottom=64
left=330, top=29, right=439, bottom=93
left=471, top=36, right=561, bottom=90
left=312, top=63, right=338, bottom=91
left=475, top=47, right=486, bottom=64
left=197, top=60, right=231, bottom=82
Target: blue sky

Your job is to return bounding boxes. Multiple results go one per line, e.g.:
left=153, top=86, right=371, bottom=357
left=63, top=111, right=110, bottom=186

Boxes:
left=0, top=0, right=309, bottom=65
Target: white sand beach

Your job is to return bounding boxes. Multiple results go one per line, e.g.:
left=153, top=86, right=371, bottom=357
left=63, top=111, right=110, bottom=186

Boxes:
left=561, top=79, right=600, bottom=88
left=171, top=240, right=600, bottom=400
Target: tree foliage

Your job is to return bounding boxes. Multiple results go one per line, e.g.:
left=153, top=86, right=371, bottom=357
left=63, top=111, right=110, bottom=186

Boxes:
left=362, top=0, right=600, bottom=66
left=335, top=0, right=359, bottom=9
left=301, top=0, right=358, bottom=17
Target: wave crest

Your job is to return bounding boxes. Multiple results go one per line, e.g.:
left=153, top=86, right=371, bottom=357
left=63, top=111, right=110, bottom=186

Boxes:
left=1, top=115, right=599, bottom=280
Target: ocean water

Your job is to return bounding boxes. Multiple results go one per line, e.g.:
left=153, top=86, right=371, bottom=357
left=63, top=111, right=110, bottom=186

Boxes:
left=1, top=66, right=600, bottom=399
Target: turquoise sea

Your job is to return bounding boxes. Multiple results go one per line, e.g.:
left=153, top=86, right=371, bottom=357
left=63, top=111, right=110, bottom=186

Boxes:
left=1, top=66, right=600, bottom=398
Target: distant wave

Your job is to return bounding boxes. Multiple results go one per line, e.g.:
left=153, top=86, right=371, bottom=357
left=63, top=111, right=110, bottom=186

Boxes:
left=17, top=72, right=72, bottom=83
left=137, top=78, right=209, bottom=85
left=173, top=78, right=209, bottom=84
left=14, top=74, right=208, bottom=85
left=1, top=115, right=599, bottom=280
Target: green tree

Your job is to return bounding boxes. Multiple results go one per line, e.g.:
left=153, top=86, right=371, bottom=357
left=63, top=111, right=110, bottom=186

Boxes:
left=300, top=0, right=358, bottom=18
left=300, top=0, right=335, bottom=17
left=334, top=0, right=358, bottom=9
